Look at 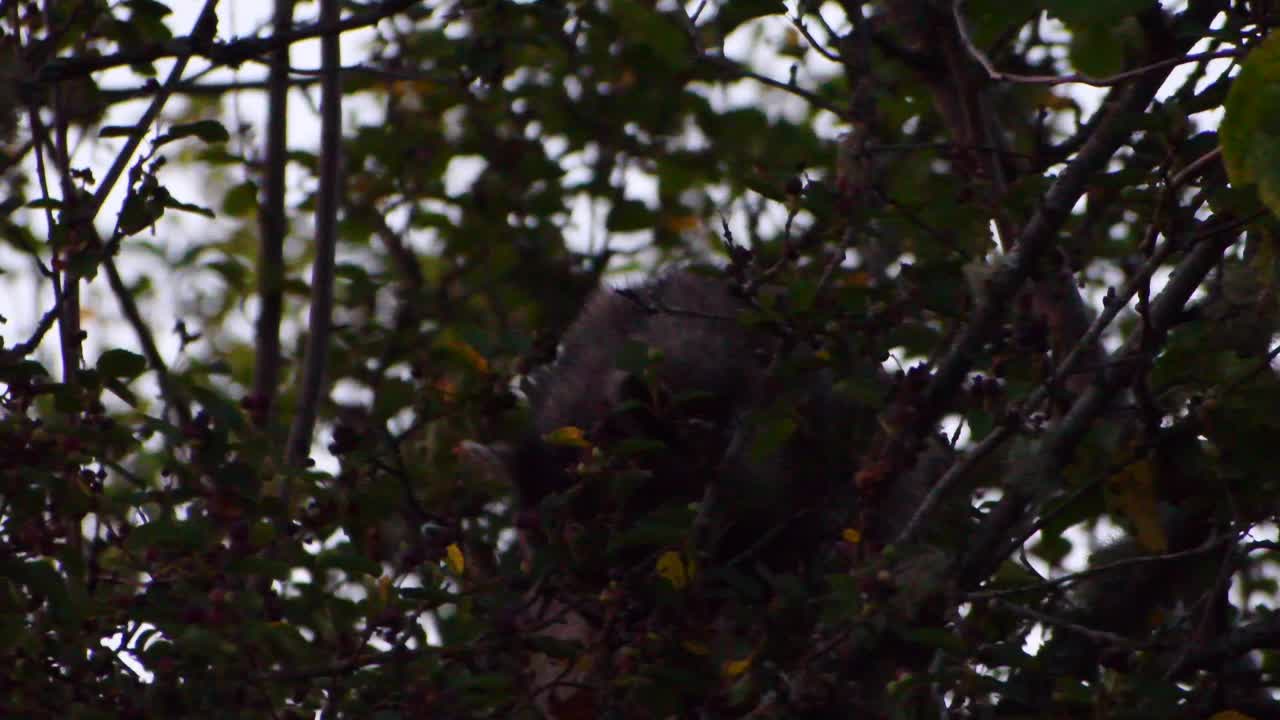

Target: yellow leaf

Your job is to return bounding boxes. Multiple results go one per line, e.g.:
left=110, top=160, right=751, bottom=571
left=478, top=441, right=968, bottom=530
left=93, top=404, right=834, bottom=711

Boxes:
left=544, top=426, right=592, bottom=448
left=445, top=543, right=465, bottom=575
left=722, top=651, right=755, bottom=678
left=1209, top=712, right=1257, bottom=720
left=656, top=550, right=688, bottom=589
left=681, top=641, right=709, bottom=655
left=662, top=214, right=702, bottom=232
left=440, top=338, right=490, bottom=373
left=378, top=575, right=392, bottom=602
left=842, top=528, right=862, bottom=544
left=1107, top=457, right=1167, bottom=552
left=845, top=271, right=873, bottom=288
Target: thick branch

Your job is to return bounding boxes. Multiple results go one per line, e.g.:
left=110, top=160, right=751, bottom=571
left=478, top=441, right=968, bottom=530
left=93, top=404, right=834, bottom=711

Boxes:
left=284, top=0, right=342, bottom=466
left=961, top=222, right=1240, bottom=587
left=251, top=0, right=295, bottom=427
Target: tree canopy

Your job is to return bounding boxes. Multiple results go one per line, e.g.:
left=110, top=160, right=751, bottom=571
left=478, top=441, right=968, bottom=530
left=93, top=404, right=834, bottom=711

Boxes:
left=2, top=0, right=1280, bottom=717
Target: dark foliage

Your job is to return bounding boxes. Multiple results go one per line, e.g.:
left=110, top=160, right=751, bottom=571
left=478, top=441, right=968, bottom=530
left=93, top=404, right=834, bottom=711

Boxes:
left=3, top=1, right=1280, bottom=718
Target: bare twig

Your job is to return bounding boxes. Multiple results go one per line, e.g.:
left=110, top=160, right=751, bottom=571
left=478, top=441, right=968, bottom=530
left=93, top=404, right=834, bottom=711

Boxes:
left=988, top=598, right=1139, bottom=649
left=790, top=15, right=843, bottom=64
left=969, top=532, right=1235, bottom=599
left=952, top=0, right=1241, bottom=88
left=697, top=53, right=845, bottom=118
left=6, top=300, right=62, bottom=359
left=101, top=256, right=191, bottom=425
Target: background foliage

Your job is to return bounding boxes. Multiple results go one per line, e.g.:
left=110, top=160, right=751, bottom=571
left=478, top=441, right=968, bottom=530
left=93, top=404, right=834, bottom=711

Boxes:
left=2, top=0, right=1280, bottom=717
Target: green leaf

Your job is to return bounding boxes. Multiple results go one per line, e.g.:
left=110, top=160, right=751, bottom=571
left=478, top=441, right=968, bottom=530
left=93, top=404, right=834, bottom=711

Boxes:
left=962, top=0, right=1033, bottom=49
left=97, top=348, right=147, bottom=379
left=118, top=190, right=165, bottom=236
left=714, top=0, right=784, bottom=36
left=1040, top=0, right=1153, bottom=23
left=1221, top=34, right=1280, bottom=218
left=154, top=120, right=230, bottom=148
left=0, top=360, right=50, bottom=382
left=607, top=198, right=653, bottom=232
left=614, top=0, right=690, bottom=72
left=188, top=385, right=246, bottom=431
left=318, top=547, right=383, bottom=577
left=126, top=518, right=213, bottom=553
left=222, top=181, right=259, bottom=217
left=1067, top=24, right=1127, bottom=77
left=162, top=195, right=215, bottom=218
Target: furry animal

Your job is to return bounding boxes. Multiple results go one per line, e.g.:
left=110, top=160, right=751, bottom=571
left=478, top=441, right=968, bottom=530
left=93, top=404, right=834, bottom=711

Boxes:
left=523, top=271, right=845, bottom=562
left=463, top=268, right=971, bottom=717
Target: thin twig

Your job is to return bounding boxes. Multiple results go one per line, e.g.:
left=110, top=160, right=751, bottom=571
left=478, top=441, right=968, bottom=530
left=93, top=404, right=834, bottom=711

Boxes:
left=697, top=53, right=845, bottom=118
left=791, top=16, right=843, bottom=63
left=102, top=256, right=191, bottom=425
left=952, top=0, right=1241, bottom=88
left=988, top=598, right=1138, bottom=649
left=969, top=532, right=1235, bottom=599
left=6, top=301, right=62, bottom=358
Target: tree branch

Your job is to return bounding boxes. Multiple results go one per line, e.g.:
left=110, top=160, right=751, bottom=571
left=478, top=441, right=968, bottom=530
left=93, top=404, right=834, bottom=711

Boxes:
left=285, top=0, right=342, bottom=466
left=251, top=0, right=295, bottom=428
left=32, top=0, right=415, bottom=85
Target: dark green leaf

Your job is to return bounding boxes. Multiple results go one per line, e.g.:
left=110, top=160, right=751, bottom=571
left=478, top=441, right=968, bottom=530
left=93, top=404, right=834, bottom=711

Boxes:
left=714, top=0, right=784, bottom=36
left=97, top=348, right=147, bottom=379
left=607, top=198, right=653, bottom=232
left=1040, top=0, right=1153, bottom=23
left=1222, top=34, right=1280, bottom=218
left=154, top=120, right=231, bottom=149
left=222, top=181, right=259, bottom=217
left=99, top=125, right=141, bottom=138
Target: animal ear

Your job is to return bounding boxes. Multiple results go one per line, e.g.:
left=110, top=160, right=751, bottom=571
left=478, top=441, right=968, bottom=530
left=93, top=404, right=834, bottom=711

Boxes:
left=459, top=438, right=577, bottom=506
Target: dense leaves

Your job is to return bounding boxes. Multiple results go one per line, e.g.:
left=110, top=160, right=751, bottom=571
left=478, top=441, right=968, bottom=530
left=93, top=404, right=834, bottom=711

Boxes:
left=2, top=0, right=1280, bottom=718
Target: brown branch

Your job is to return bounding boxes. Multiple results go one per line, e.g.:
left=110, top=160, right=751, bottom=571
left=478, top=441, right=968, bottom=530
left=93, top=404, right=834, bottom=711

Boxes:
left=910, top=0, right=1224, bottom=447
left=964, top=219, right=1242, bottom=587
left=32, top=0, right=416, bottom=85
left=251, top=0, right=295, bottom=429
left=285, top=0, right=342, bottom=466
left=919, top=44, right=1169, bottom=450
